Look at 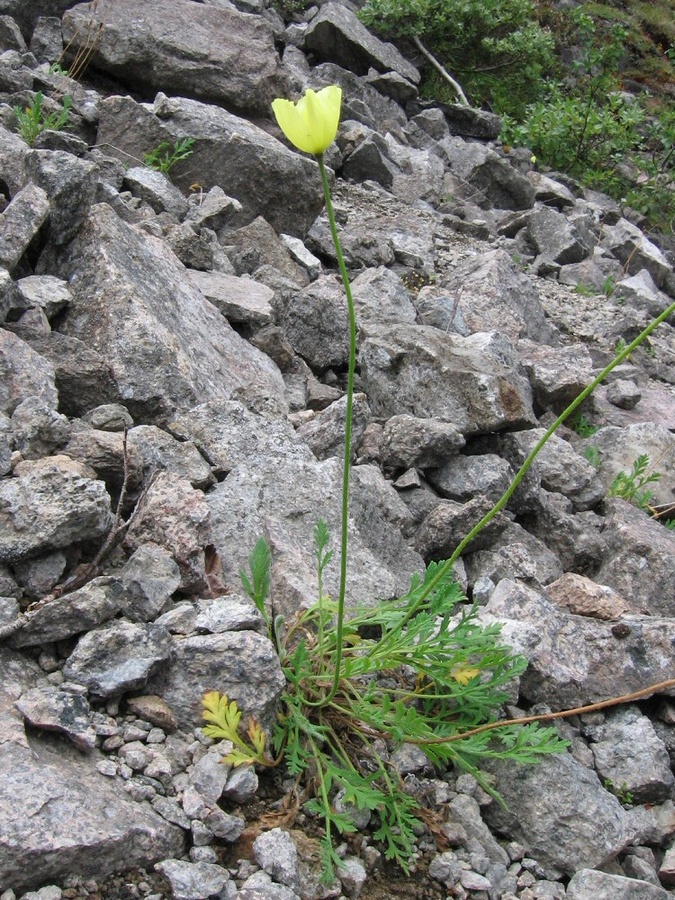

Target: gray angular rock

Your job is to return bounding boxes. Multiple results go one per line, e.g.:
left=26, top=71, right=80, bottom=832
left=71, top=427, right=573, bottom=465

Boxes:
left=11, top=396, right=71, bottom=459
left=123, top=472, right=213, bottom=594
left=145, top=630, right=284, bottom=732
left=518, top=340, right=595, bottom=411
left=0, top=734, right=185, bottom=893
left=63, top=618, right=173, bottom=698
left=483, top=752, right=631, bottom=878
left=441, top=138, right=535, bottom=210
left=360, top=325, right=535, bottom=434
left=26, top=332, right=118, bottom=419
left=10, top=576, right=124, bottom=648
left=123, top=167, right=190, bottom=219
left=0, top=330, right=58, bottom=417
left=277, top=274, right=350, bottom=372
left=606, top=377, right=642, bottom=409
left=350, top=266, right=417, bottom=328
left=566, top=868, right=671, bottom=900
left=304, top=3, right=420, bottom=84
left=223, top=765, right=259, bottom=804
left=14, top=686, right=96, bottom=752
left=0, top=182, right=49, bottom=272
left=188, top=745, right=231, bottom=803
left=342, top=132, right=396, bottom=188
left=127, top=425, right=215, bottom=492
left=465, top=522, right=563, bottom=590
left=580, top=422, right=675, bottom=508
left=427, top=454, right=514, bottom=504
left=440, top=249, right=555, bottom=343
left=614, top=268, right=674, bottom=316
left=498, top=428, right=604, bottom=512
left=527, top=206, right=594, bottom=265
left=480, top=579, right=675, bottom=707
left=227, top=216, right=309, bottom=286
left=25, top=150, right=98, bottom=244
left=526, top=490, right=606, bottom=572
left=206, top=451, right=422, bottom=619
left=595, top=499, right=675, bottom=617
left=170, top=400, right=312, bottom=477
left=82, top=404, right=134, bottom=432
left=412, top=495, right=509, bottom=561
left=121, top=544, right=181, bottom=622
left=380, top=415, right=465, bottom=470
left=0, top=456, right=112, bottom=566
left=193, top=595, right=265, bottom=635
left=63, top=0, right=289, bottom=115
left=11, top=550, right=67, bottom=599
left=96, top=94, right=323, bottom=238
left=586, top=705, right=674, bottom=803
left=601, top=218, right=671, bottom=289
left=50, top=203, right=286, bottom=423
left=295, top=393, right=370, bottom=461
left=16, top=274, right=72, bottom=320
left=154, top=859, right=231, bottom=900
left=186, top=270, right=275, bottom=328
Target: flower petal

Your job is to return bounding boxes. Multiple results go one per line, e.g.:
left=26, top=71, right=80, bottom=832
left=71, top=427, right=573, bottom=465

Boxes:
left=272, top=85, right=342, bottom=155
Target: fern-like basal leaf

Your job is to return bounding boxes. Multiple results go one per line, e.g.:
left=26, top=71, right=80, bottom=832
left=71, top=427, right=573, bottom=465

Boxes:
left=202, top=690, right=241, bottom=740
left=224, top=746, right=261, bottom=767
left=247, top=717, right=268, bottom=757
left=240, top=537, right=271, bottom=622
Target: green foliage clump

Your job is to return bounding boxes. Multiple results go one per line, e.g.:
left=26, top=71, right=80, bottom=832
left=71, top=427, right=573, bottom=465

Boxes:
left=205, top=527, right=566, bottom=881
left=501, top=11, right=675, bottom=233
left=608, top=453, right=661, bottom=511
left=13, top=91, right=72, bottom=147
left=359, top=0, right=555, bottom=116
left=143, top=137, right=195, bottom=175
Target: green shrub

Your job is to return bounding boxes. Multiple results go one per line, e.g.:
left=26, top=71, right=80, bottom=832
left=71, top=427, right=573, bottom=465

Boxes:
left=359, top=0, right=555, bottom=116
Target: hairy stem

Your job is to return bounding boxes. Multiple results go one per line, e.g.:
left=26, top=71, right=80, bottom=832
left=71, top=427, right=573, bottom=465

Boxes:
left=317, top=153, right=358, bottom=703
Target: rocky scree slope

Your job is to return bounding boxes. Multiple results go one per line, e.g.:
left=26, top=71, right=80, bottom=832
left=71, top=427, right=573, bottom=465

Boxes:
left=0, top=0, right=675, bottom=898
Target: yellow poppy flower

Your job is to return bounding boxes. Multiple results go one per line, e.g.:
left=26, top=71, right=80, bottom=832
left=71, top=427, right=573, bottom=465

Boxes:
left=272, top=85, right=342, bottom=156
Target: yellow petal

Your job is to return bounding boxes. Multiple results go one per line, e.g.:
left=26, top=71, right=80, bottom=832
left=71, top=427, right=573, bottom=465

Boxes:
left=272, top=85, right=342, bottom=155
left=451, top=665, right=481, bottom=686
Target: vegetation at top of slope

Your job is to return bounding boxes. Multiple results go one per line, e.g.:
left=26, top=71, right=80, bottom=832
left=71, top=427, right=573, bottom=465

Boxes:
left=359, top=0, right=675, bottom=234
left=359, top=0, right=556, bottom=116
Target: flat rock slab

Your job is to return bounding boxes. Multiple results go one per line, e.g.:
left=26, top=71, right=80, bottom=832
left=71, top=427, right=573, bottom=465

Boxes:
left=63, top=0, right=288, bottom=114
left=304, top=2, right=420, bottom=84
left=595, top=499, right=675, bottom=618
left=0, top=182, right=49, bottom=271
left=50, top=203, right=286, bottom=423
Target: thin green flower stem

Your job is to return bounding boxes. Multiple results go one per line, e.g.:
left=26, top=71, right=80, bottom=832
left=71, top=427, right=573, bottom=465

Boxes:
left=377, top=300, right=675, bottom=649
left=315, top=152, right=358, bottom=704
